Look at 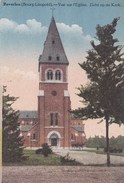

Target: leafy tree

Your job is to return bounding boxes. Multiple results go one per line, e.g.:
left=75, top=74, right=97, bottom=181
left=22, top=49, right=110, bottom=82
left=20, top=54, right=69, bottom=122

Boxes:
left=86, top=136, right=106, bottom=148
left=73, top=18, right=124, bottom=166
left=116, top=135, right=124, bottom=149
left=2, top=86, right=24, bottom=162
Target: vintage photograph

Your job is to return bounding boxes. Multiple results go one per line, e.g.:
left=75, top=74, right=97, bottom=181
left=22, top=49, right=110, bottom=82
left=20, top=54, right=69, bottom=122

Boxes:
left=1, top=0, right=124, bottom=182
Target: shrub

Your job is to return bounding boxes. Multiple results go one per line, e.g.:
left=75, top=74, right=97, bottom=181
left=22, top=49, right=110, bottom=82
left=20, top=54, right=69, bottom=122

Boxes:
left=41, top=143, right=52, bottom=157
left=60, top=153, right=76, bottom=164
left=104, top=147, right=123, bottom=153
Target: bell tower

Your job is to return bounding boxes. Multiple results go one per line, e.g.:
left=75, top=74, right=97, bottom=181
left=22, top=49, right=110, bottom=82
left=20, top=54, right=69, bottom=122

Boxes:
left=38, top=16, right=71, bottom=147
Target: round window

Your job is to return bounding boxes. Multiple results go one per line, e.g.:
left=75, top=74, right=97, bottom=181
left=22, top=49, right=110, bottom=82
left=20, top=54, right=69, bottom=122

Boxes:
left=51, top=91, right=57, bottom=96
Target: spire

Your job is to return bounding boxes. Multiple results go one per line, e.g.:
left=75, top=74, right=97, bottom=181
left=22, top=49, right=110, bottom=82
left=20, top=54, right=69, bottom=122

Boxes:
left=39, top=16, right=69, bottom=65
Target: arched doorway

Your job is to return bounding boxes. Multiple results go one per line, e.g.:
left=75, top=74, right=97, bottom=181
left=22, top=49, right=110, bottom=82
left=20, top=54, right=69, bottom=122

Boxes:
left=47, top=131, right=61, bottom=147
left=50, top=133, right=58, bottom=146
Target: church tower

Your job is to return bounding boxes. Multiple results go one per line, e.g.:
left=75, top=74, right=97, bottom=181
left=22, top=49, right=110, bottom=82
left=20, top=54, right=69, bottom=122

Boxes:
left=38, top=17, right=71, bottom=147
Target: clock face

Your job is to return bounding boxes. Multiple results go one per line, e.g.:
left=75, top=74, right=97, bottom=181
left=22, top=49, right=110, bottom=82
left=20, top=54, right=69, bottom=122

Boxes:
left=51, top=90, right=57, bottom=96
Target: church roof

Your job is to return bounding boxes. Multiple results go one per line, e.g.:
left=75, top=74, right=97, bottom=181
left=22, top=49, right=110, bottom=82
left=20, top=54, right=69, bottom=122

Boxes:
left=19, top=111, right=38, bottom=119
left=20, top=125, right=33, bottom=132
left=71, top=125, right=84, bottom=132
left=39, top=16, right=69, bottom=65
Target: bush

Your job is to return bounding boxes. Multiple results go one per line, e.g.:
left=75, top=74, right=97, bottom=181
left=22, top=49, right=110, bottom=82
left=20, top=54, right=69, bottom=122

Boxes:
left=41, top=143, right=52, bottom=157
left=104, top=147, right=123, bottom=153
left=60, top=153, right=76, bottom=164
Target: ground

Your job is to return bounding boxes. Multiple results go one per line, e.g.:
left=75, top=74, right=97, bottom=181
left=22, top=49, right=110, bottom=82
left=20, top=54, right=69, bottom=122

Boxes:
left=2, top=149, right=124, bottom=183
left=2, top=166, right=124, bottom=183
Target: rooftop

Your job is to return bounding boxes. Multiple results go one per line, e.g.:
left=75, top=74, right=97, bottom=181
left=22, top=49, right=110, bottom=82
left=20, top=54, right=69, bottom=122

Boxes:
left=20, top=124, right=33, bottom=132
left=71, top=125, right=84, bottom=132
left=19, top=111, right=38, bottom=119
left=39, top=16, right=69, bottom=65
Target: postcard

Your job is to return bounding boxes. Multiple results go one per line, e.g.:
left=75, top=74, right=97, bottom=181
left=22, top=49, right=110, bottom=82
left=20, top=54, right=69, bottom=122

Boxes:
left=1, top=0, right=124, bottom=182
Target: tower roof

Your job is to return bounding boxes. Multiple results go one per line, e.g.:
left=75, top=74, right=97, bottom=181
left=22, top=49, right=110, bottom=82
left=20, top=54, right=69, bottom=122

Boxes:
left=39, top=16, right=69, bottom=65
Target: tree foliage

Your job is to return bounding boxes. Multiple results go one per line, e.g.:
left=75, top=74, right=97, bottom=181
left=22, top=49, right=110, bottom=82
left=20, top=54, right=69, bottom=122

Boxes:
left=2, top=86, right=24, bottom=162
left=86, top=136, right=106, bottom=148
left=86, top=135, right=124, bottom=149
left=73, top=17, right=124, bottom=124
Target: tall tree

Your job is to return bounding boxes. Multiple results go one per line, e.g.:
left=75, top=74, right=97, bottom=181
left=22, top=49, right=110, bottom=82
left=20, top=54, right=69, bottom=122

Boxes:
left=73, top=18, right=124, bottom=166
left=2, top=86, right=24, bottom=162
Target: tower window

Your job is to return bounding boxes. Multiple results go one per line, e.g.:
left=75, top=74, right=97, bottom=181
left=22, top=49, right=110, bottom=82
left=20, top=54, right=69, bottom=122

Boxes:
left=55, top=70, right=61, bottom=80
left=55, top=113, right=58, bottom=126
left=50, top=113, right=54, bottom=126
left=56, top=56, right=60, bottom=61
left=48, top=56, right=52, bottom=61
left=51, top=91, right=57, bottom=96
left=52, top=40, right=55, bottom=44
left=47, top=70, right=53, bottom=80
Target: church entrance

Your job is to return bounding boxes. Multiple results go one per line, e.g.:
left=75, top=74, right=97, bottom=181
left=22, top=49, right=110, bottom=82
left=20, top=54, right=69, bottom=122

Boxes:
left=51, top=138, right=57, bottom=146
left=48, top=133, right=60, bottom=147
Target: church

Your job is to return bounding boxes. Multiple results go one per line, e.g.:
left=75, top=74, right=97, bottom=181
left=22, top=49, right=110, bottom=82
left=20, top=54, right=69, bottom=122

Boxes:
left=19, top=16, right=86, bottom=148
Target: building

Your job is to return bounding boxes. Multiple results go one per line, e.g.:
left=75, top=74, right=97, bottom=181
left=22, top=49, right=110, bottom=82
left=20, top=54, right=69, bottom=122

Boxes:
left=19, top=17, right=86, bottom=148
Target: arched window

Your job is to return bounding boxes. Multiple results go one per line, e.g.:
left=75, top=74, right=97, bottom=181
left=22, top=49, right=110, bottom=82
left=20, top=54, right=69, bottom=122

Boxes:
left=47, top=70, right=53, bottom=80
left=55, top=70, right=61, bottom=80
left=55, top=113, right=58, bottom=126
left=50, top=113, right=54, bottom=126
left=56, top=56, right=60, bottom=61
left=52, top=40, right=55, bottom=44
left=48, top=56, right=52, bottom=61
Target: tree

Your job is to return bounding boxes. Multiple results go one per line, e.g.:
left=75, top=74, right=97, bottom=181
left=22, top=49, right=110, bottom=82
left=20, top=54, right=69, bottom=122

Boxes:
left=2, top=86, right=24, bottom=162
left=86, top=136, right=106, bottom=148
left=73, top=18, right=124, bottom=166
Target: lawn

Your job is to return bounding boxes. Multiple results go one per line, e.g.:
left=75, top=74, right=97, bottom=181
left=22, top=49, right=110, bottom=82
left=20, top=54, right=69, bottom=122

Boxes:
left=23, top=149, right=61, bottom=165
left=3, top=149, right=82, bottom=166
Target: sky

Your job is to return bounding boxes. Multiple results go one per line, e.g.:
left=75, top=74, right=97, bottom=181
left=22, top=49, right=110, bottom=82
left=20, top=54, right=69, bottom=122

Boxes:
left=0, top=0, right=124, bottom=137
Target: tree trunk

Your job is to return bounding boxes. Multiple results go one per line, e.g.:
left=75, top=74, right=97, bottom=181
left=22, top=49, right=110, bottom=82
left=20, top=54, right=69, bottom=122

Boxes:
left=106, top=118, right=110, bottom=166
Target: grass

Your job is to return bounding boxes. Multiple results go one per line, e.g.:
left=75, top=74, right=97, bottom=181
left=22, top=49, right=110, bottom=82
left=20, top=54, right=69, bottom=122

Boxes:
left=23, top=149, right=61, bottom=166
left=3, top=149, right=82, bottom=166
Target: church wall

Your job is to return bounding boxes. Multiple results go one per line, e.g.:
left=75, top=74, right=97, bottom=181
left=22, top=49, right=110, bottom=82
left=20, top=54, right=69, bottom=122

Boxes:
left=71, top=128, right=86, bottom=147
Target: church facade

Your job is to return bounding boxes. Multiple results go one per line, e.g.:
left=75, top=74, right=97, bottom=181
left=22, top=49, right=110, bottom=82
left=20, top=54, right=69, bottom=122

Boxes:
left=19, top=17, right=86, bottom=148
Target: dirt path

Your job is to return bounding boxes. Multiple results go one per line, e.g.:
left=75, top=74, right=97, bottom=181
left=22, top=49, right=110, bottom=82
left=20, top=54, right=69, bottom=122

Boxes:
left=2, top=166, right=124, bottom=183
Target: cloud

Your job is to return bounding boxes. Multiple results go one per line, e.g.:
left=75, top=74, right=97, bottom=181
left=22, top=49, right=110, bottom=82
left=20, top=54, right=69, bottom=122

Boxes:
left=0, top=18, right=17, bottom=32
left=0, top=18, right=47, bottom=34
left=57, top=23, right=83, bottom=34
left=26, top=19, right=46, bottom=33
left=16, top=24, right=30, bottom=33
